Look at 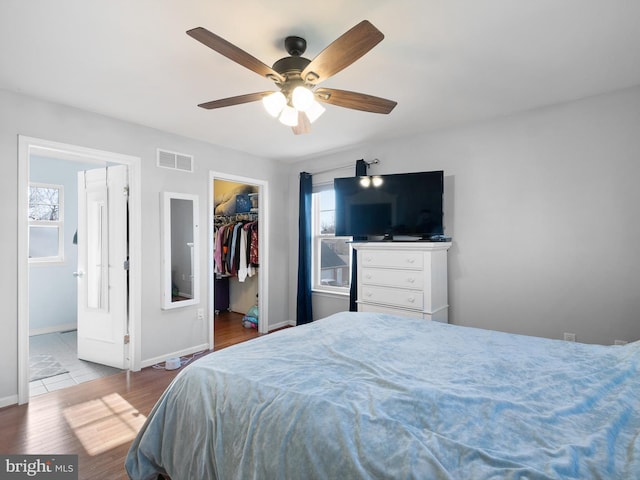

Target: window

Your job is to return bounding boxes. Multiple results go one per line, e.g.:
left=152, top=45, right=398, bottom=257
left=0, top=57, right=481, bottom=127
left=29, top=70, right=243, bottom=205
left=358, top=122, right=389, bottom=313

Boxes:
left=312, top=188, right=352, bottom=293
left=29, top=183, right=64, bottom=263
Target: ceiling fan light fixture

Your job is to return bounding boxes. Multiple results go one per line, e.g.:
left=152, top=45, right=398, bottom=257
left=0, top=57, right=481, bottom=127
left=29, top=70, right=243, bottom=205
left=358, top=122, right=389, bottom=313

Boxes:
left=262, top=92, right=286, bottom=117
left=188, top=21, right=396, bottom=134
left=291, top=86, right=314, bottom=111
left=279, top=105, right=299, bottom=127
left=305, top=100, right=326, bottom=123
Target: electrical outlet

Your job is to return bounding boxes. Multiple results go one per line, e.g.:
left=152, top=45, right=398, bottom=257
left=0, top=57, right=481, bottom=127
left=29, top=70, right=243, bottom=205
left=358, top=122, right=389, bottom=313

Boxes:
left=563, top=332, right=576, bottom=342
left=197, top=308, right=204, bottom=320
left=614, top=340, right=628, bottom=346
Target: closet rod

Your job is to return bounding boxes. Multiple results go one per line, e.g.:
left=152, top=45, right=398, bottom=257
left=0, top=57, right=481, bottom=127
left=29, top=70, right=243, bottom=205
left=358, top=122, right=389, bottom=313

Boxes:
left=308, top=158, right=379, bottom=176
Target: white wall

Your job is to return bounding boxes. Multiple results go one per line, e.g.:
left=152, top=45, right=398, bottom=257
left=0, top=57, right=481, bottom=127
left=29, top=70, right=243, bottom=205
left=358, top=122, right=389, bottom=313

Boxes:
left=288, top=85, right=640, bottom=345
left=0, top=89, right=290, bottom=403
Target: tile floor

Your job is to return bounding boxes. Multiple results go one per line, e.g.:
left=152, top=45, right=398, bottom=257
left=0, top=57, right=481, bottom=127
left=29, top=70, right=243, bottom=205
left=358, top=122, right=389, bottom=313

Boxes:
left=29, top=330, right=122, bottom=397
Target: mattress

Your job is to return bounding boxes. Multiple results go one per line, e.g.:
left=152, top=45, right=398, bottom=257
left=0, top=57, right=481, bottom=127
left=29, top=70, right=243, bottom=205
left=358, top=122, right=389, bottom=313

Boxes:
left=126, top=311, right=640, bottom=479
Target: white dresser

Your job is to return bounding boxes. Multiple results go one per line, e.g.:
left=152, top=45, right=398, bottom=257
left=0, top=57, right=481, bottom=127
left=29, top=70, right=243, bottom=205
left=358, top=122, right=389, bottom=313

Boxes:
left=353, top=242, right=452, bottom=322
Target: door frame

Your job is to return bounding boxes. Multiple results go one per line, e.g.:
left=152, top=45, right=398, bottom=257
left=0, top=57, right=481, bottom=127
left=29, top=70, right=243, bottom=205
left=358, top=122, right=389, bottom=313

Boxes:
left=17, top=136, right=142, bottom=404
left=209, top=171, right=269, bottom=346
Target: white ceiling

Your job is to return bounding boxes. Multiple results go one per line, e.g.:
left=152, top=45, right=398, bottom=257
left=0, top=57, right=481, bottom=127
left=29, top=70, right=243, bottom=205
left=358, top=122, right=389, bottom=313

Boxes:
left=2, top=0, right=640, bottom=162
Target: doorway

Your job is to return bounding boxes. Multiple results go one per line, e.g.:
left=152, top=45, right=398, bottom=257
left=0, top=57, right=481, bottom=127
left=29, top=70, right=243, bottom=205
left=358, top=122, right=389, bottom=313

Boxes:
left=17, top=137, right=142, bottom=404
left=209, top=172, right=269, bottom=349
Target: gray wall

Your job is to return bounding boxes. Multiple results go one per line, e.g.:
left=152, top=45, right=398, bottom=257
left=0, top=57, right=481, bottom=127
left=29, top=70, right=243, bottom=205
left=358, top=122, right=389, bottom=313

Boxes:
left=288, top=85, right=640, bottom=345
left=0, top=89, right=290, bottom=404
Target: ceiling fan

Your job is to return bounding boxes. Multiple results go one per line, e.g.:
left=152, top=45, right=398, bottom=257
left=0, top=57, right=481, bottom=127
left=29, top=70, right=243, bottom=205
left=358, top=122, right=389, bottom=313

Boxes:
left=186, top=20, right=397, bottom=135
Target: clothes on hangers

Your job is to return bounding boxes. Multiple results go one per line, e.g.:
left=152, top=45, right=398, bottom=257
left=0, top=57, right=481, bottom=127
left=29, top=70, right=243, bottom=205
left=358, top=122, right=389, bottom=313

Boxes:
left=214, top=217, right=258, bottom=281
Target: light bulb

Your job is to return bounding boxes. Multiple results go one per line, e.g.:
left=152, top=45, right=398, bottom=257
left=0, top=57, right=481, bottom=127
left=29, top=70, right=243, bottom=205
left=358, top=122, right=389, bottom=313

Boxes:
left=372, top=176, right=383, bottom=187
left=279, top=105, right=299, bottom=127
left=262, top=92, right=286, bottom=117
left=359, top=176, right=371, bottom=187
left=291, top=86, right=314, bottom=111
left=305, top=100, right=326, bottom=123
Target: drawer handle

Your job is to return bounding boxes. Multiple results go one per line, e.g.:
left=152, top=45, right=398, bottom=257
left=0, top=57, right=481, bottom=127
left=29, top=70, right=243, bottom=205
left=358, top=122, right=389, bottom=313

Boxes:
left=365, top=273, right=372, bottom=279
left=407, top=297, right=415, bottom=303
left=406, top=258, right=415, bottom=264
left=365, top=291, right=373, bottom=298
left=365, top=256, right=373, bottom=262
left=406, top=277, right=415, bottom=284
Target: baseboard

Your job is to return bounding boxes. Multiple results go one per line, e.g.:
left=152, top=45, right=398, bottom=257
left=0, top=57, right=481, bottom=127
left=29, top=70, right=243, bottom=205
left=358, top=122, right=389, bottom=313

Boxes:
left=268, top=319, right=295, bottom=331
left=0, top=394, right=19, bottom=409
left=29, top=323, right=77, bottom=337
left=140, top=343, right=210, bottom=369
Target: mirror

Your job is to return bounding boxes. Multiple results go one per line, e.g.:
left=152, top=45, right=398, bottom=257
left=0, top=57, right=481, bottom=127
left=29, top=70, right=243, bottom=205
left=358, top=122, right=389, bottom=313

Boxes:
left=162, top=192, right=199, bottom=309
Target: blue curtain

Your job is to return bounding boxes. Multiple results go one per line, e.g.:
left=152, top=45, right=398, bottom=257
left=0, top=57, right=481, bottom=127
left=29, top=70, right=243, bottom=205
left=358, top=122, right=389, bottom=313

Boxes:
left=296, top=172, right=313, bottom=325
left=349, top=160, right=369, bottom=311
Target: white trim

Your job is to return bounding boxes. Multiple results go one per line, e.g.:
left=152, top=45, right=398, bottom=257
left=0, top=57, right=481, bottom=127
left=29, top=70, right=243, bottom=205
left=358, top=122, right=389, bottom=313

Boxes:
left=140, top=343, right=210, bottom=369
left=268, top=320, right=295, bottom=331
left=208, top=177, right=215, bottom=351
left=161, top=192, right=200, bottom=310
left=209, top=171, right=269, bottom=338
left=311, top=190, right=353, bottom=295
left=311, top=180, right=335, bottom=193
left=17, top=140, right=28, bottom=405
left=311, top=289, right=350, bottom=298
left=0, top=395, right=19, bottom=409
left=17, top=136, right=142, bottom=405
left=29, top=323, right=77, bottom=337
left=28, top=182, right=64, bottom=263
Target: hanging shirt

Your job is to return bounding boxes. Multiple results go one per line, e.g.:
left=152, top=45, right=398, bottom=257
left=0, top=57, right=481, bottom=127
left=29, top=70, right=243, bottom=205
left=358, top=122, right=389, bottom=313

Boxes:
left=214, top=225, right=225, bottom=274
left=244, top=222, right=256, bottom=278
left=250, top=222, right=259, bottom=266
left=237, top=227, right=248, bottom=282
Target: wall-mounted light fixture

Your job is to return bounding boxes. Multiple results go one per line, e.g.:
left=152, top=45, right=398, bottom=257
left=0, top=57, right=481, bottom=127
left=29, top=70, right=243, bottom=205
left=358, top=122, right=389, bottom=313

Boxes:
left=359, top=175, right=383, bottom=188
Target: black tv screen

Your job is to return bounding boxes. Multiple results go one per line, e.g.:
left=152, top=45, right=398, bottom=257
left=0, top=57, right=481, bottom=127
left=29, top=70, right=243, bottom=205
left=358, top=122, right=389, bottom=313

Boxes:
left=334, top=170, right=444, bottom=239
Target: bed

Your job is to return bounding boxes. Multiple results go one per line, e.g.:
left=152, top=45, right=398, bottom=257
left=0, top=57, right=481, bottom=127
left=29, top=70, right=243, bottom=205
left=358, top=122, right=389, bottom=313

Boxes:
left=125, top=311, right=640, bottom=479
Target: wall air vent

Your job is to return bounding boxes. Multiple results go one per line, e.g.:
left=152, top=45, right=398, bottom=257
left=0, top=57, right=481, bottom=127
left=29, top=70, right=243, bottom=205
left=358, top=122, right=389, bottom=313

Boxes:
left=157, top=149, right=194, bottom=173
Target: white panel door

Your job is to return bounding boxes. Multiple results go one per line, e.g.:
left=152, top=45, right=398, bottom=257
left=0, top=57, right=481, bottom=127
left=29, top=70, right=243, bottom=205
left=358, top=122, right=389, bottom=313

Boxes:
left=76, top=166, right=128, bottom=369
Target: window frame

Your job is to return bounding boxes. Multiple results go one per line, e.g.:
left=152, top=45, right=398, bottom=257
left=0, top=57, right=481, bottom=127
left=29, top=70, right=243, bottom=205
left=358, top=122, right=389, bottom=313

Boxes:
left=28, top=182, right=64, bottom=264
left=311, top=185, right=352, bottom=295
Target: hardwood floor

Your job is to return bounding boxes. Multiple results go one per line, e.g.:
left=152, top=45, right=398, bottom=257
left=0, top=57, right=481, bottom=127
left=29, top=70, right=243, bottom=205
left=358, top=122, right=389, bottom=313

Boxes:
left=213, top=310, right=260, bottom=348
left=0, top=311, right=265, bottom=480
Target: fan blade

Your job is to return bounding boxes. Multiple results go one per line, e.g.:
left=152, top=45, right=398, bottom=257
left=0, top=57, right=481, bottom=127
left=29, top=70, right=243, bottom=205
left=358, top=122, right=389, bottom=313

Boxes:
left=292, top=111, right=311, bottom=135
left=198, top=92, right=273, bottom=109
left=315, top=88, right=397, bottom=114
left=187, top=27, right=284, bottom=83
left=301, top=20, right=384, bottom=85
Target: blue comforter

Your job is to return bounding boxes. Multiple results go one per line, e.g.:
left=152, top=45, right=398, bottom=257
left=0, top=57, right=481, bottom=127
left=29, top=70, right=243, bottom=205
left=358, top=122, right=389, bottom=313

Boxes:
left=126, top=312, right=640, bottom=479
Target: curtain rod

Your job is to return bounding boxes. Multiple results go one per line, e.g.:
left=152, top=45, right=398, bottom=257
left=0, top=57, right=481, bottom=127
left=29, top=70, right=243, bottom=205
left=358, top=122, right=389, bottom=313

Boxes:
left=308, top=158, right=379, bottom=176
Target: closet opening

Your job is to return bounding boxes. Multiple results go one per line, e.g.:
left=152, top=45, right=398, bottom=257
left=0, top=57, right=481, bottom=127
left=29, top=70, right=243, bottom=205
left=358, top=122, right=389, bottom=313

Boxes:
left=209, top=172, right=268, bottom=350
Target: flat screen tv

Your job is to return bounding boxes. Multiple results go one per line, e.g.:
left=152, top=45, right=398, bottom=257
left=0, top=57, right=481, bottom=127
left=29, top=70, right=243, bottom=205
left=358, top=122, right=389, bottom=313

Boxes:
left=334, top=170, right=444, bottom=240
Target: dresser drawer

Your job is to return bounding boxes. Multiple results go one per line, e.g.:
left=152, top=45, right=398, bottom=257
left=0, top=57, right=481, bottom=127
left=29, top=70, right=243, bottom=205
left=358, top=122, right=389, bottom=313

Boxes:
left=360, top=267, right=424, bottom=290
left=359, top=249, right=423, bottom=270
left=360, top=285, right=424, bottom=310
left=358, top=303, right=425, bottom=319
